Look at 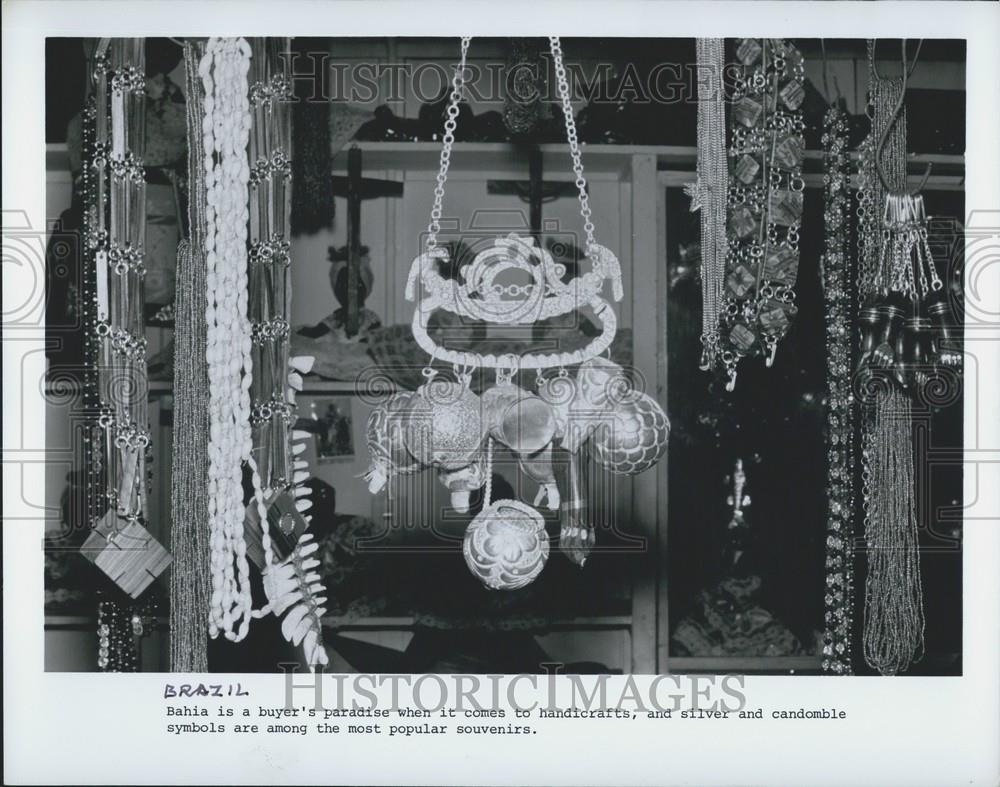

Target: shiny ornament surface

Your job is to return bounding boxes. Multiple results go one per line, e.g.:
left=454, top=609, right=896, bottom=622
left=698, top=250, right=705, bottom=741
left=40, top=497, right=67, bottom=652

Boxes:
left=463, top=500, right=549, bottom=590
left=590, top=391, right=670, bottom=475
left=537, top=358, right=630, bottom=453
left=482, top=383, right=556, bottom=454
left=365, top=391, right=423, bottom=493
left=405, top=381, right=485, bottom=469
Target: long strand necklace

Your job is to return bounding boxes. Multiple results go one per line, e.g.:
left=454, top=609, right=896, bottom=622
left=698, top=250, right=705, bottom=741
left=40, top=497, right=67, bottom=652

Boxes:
left=169, top=40, right=212, bottom=671
left=690, top=38, right=727, bottom=371
left=819, top=105, right=855, bottom=674
left=201, top=37, right=273, bottom=642
left=718, top=39, right=806, bottom=390
left=861, top=386, right=924, bottom=674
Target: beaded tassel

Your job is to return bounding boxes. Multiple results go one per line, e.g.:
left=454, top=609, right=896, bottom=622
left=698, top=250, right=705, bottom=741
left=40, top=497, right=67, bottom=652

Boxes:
left=861, top=387, right=925, bottom=674
left=856, top=40, right=926, bottom=675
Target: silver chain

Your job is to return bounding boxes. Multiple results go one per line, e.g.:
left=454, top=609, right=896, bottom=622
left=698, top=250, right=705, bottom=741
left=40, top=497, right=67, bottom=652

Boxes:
left=549, top=36, right=596, bottom=250
left=426, top=36, right=471, bottom=250
left=425, top=36, right=596, bottom=252
left=694, top=38, right=726, bottom=369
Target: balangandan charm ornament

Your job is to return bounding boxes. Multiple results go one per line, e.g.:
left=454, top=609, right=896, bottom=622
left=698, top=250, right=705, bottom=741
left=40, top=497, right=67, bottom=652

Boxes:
left=363, top=37, right=669, bottom=590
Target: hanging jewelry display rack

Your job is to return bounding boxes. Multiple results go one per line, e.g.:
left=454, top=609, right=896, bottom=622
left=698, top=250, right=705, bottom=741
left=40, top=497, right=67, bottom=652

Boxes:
left=364, top=37, right=669, bottom=591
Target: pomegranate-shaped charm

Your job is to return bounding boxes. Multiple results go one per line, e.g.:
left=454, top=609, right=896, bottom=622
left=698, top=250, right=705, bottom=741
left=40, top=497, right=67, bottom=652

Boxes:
left=463, top=500, right=549, bottom=590
left=404, top=381, right=485, bottom=470
left=590, top=390, right=670, bottom=475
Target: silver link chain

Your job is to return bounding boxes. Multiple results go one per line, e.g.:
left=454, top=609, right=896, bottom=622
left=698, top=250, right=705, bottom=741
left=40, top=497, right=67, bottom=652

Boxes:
left=549, top=36, right=596, bottom=250
left=425, top=36, right=597, bottom=252
left=426, top=36, right=471, bottom=250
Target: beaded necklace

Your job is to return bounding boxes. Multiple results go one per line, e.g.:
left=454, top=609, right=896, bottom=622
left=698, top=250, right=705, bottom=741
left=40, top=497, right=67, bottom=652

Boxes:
left=819, top=106, right=856, bottom=674
left=169, top=40, right=212, bottom=671
left=201, top=37, right=273, bottom=642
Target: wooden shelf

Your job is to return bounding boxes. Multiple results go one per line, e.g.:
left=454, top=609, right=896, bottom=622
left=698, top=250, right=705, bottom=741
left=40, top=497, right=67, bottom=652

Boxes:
left=666, top=655, right=824, bottom=674
left=330, top=142, right=696, bottom=178
left=45, top=613, right=631, bottom=631
left=325, top=615, right=633, bottom=631
left=48, top=140, right=965, bottom=178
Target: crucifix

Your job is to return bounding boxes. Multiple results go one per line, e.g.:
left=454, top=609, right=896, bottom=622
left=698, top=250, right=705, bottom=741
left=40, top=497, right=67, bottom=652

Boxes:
left=486, top=146, right=581, bottom=240
left=330, top=145, right=403, bottom=337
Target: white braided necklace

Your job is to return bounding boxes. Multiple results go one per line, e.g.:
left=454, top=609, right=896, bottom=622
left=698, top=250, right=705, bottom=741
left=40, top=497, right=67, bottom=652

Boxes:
left=201, top=37, right=273, bottom=642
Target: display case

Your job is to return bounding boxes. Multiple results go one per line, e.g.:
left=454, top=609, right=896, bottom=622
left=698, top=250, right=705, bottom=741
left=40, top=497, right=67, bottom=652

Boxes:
left=44, top=135, right=964, bottom=674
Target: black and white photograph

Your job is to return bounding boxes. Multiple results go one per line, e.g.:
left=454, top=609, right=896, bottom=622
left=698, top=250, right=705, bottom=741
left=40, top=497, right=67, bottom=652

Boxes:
left=37, top=32, right=968, bottom=676
left=4, top=2, right=999, bottom=785
left=302, top=397, right=356, bottom=462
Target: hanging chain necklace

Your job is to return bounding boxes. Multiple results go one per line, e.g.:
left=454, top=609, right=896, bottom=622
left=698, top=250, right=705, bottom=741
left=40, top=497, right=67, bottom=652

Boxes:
left=79, top=38, right=173, bottom=610
left=819, top=105, right=855, bottom=674
left=718, top=39, right=806, bottom=390
left=690, top=38, right=727, bottom=370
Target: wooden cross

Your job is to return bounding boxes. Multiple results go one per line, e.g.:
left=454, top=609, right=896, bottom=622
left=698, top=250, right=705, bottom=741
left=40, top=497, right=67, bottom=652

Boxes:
left=486, top=147, right=581, bottom=240
left=329, top=146, right=403, bottom=337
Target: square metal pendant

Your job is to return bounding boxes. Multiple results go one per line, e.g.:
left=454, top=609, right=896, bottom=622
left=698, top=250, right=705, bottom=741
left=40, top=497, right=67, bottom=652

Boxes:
left=729, top=204, right=757, bottom=239
left=734, top=154, right=761, bottom=184
left=768, top=189, right=803, bottom=227
left=729, top=322, right=758, bottom=352
left=759, top=301, right=791, bottom=333
left=763, top=245, right=799, bottom=286
left=773, top=132, right=804, bottom=171
left=780, top=80, right=806, bottom=111
left=733, top=96, right=763, bottom=128
left=726, top=264, right=756, bottom=298
left=737, top=38, right=762, bottom=66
